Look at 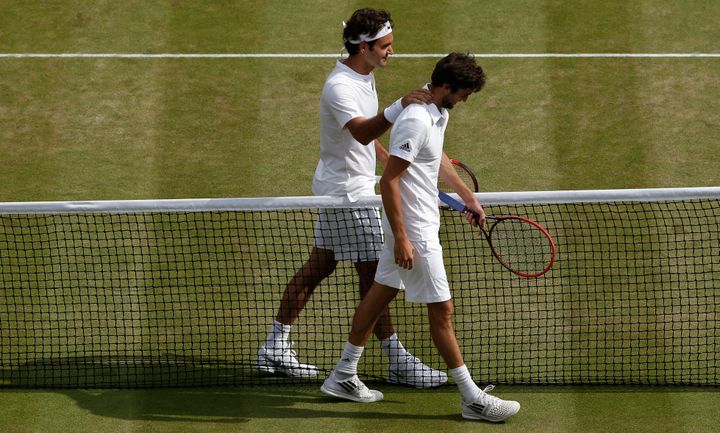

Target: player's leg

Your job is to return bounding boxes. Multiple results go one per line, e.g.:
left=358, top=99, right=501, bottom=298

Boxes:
left=427, top=301, right=520, bottom=423
left=373, top=237, right=448, bottom=389
left=351, top=207, right=395, bottom=340
left=321, top=281, right=399, bottom=402
left=277, top=247, right=337, bottom=324
left=257, top=247, right=337, bottom=377
left=355, top=260, right=394, bottom=339
left=358, top=260, right=446, bottom=388
left=426, top=300, right=463, bottom=368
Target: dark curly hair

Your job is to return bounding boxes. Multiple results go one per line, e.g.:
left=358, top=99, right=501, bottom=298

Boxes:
left=431, top=53, right=486, bottom=93
left=343, top=8, right=393, bottom=55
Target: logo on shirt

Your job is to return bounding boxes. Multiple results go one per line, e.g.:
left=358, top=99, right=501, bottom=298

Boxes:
left=399, top=141, right=411, bottom=152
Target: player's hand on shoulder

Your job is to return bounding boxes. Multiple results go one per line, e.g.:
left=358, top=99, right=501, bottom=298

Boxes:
left=401, top=87, right=432, bottom=107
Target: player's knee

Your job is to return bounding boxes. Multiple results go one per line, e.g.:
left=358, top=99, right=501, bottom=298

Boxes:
left=428, top=301, right=454, bottom=326
left=317, top=262, right=337, bottom=279
left=305, top=248, right=338, bottom=278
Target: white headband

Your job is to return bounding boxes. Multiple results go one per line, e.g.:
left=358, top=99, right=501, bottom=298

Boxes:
left=342, top=20, right=392, bottom=44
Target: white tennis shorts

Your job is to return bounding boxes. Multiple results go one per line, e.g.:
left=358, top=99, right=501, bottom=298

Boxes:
left=314, top=207, right=383, bottom=262
left=374, top=234, right=451, bottom=304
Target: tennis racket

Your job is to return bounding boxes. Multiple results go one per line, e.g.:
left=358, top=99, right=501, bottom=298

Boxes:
left=438, top=190, right=557, bottom=278
left=438, top=159, right=479, bottom=193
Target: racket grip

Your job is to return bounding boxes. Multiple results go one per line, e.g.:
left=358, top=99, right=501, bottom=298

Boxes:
left=463, top=206, right=480, bottom=224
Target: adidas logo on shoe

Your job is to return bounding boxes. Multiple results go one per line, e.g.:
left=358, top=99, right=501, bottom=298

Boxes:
left=461, top=385, right=520, bottom=423
left=320, top=371, right=384, bottom=403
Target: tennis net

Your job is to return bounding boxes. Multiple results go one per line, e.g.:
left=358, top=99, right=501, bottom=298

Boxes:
left=1, top=187, right=718, bottom=388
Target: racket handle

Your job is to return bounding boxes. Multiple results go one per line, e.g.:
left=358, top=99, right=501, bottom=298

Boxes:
left=467, top=208, right=481, bottom=225
left=437, top=190, right=466, bottom=212
left=438, top=190, right=484, bottom=226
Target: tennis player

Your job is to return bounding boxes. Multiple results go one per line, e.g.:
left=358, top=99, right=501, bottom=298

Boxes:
left=257, top=8, right=447, bottom=388
left=321, top=53, right=521, bottom=423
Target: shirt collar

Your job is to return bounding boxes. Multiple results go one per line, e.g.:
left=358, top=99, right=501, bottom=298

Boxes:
left=420, top=83, right=448, bottom=126
left=336, top=60, right=373, bottom=82
left=426, top=102, right=448, bottom=127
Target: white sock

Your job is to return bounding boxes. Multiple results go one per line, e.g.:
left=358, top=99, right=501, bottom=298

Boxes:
left=265, top=320, right=290, bottom=349
left=334, top=342, right=364, bottom=380
left=380, top=333, right=409, bottom=365
left=450, top=365, right=482, bottom=402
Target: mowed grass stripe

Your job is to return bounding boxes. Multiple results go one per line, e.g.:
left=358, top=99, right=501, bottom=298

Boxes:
left=3, top=53, right=720, bottom=58
left=2, top=57, right=718, bottom=200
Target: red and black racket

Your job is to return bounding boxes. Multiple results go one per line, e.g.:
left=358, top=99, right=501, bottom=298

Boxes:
left=438, top=159, right=479, bottom=193
left=438, top=190, right=556, bottom=278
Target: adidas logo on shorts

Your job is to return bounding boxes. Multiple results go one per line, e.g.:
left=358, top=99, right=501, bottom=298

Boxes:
left=399, top=142, right=411, bottom=152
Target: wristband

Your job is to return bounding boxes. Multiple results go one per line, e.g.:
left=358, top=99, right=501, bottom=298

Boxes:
left=383, top=98, right=404, bottom=123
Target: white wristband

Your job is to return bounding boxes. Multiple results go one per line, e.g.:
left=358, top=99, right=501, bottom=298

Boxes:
left=383, top=98, right=404, bottom=123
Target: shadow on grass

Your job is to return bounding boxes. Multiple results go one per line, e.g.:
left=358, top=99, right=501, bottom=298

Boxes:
left=3, top=359, right=716, bottom=425
left=15, top=383, right=717, bottom=425
left=3, top=385, right=462, bottom=424
left=0, top=357, right=464, bottom=424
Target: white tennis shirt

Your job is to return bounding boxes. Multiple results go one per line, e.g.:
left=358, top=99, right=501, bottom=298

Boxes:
left=384, top=103, right=449, bottom=241
left=312, top=60, right=379, bottom=202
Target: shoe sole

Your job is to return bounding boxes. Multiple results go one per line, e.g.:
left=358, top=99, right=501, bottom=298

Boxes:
left=256, top=357, right=319, bottom=378
left=386, top=372, right=448, bottom=389
left=462, top=413, right=512, bottom=423
left=256, top=358, right=277, bottom=374
left=461, top=404, right=521, bottom=423
left=257, top=364, right=277, bottom=374
left=320, top=384, right=383, bottom=403
left=280, top=367, right=319, bottom=378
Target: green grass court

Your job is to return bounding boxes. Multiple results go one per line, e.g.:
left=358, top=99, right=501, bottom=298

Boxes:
left=1, top=1, right=719, bottom=432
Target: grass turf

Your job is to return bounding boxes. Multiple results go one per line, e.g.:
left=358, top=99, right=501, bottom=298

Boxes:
left=1, top=1, right=719, bottom=432
left=2, top=385, right=720, bottom=433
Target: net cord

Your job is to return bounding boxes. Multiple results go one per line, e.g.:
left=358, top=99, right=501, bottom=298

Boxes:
left=1, top=186, right=719, bottom=214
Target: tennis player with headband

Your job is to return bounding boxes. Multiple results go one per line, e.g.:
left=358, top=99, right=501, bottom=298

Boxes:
left=257, top=8, right=447, bottom=389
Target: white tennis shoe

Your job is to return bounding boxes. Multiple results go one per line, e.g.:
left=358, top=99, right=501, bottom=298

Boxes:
left=387, top=354, right=448, bottom=388
left=320, top=371, right=384, bottom=403
left=256, top=342, right=319, bottom=378
left=461, top=385, right=520, bottom=422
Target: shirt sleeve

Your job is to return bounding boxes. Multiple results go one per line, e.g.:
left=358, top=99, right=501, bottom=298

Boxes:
left=388, top=116, right=428, bottom=163
left=323, top=82, right=365, bottom=128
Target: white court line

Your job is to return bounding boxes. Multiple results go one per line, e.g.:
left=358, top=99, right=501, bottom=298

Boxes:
left=0, top=53, right=719, bottom=59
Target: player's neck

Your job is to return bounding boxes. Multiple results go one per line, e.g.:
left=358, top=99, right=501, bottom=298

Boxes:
left=343, top=55, right=374, bottom=75
left=428, top=84, right=445, bottom=110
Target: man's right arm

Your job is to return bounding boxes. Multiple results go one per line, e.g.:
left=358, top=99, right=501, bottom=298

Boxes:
left=345, top=87, right=432, bottom=145
left=345, top=115, right=393, bottom=146
left=379, top=156, right=414, bottom=270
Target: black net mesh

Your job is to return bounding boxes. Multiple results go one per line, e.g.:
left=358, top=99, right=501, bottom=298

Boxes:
left=1, top=197, right=718, bottom=388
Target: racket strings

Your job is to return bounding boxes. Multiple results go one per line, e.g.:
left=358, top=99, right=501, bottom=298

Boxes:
left=488, top=219, right=553, bottom=275
left=438, top=162, right=478, bottom=193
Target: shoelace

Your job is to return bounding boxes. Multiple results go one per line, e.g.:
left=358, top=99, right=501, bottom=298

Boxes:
left=470, top=384, right=497, bottom=406
left=347, top=377, right=372, bottom=396
left=285, top=341, right=299, bottom=358
left=478, top=384, right=509, bottom=408
left=274, top=341, right=298, bottom=359
left=401, top=354, right=421, bottom=364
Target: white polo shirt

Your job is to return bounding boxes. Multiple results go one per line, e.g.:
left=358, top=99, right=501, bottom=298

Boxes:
left=384, top=103, right=449, bottom=241
left=312, top=60, right=379, bottom=202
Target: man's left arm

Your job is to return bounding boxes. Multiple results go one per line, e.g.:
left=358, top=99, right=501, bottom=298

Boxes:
left=375, top=140, right=389, bottom=168
left=438, top=152, right=486, bottom=227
